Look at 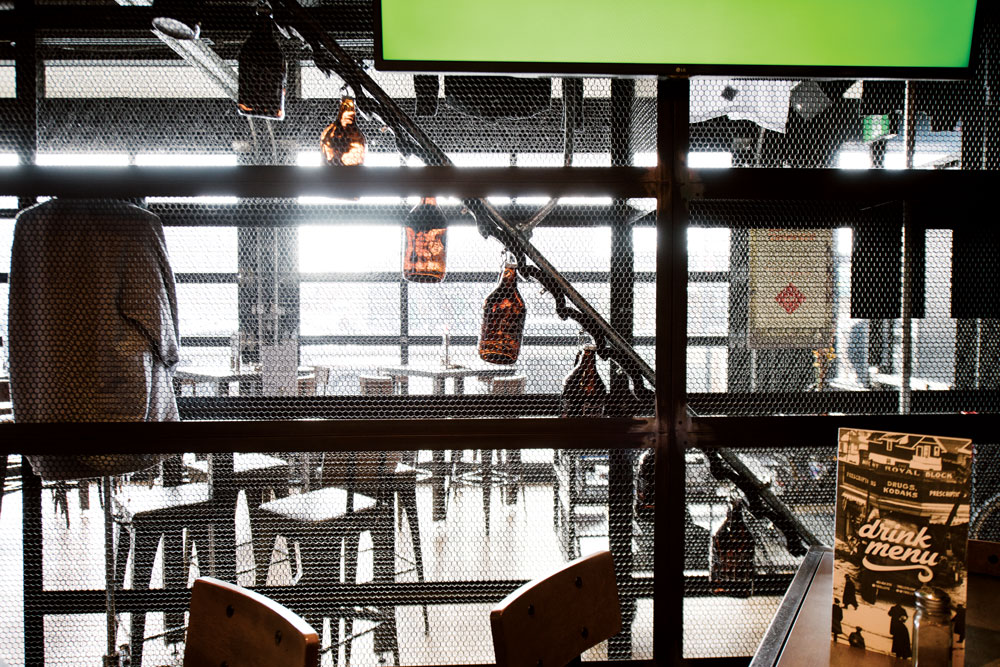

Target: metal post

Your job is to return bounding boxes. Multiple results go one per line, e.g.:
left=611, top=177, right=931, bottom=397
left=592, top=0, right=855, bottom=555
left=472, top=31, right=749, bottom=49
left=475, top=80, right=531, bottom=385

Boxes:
left=22, top=464, right=43, bottom=666
left=900, top=83, right=917, bottom=414
left=14, top=0, right=38, bottom=210
left=655, top=75, right=689, bottom=667
left=103, top=476, right=120, bottom=667
left=607, top=77, right=635, bottom=660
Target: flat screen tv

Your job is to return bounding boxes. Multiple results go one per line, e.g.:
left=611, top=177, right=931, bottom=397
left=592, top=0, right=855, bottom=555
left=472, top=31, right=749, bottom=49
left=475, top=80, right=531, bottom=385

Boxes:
left=375, top=0, right=980, bottom=79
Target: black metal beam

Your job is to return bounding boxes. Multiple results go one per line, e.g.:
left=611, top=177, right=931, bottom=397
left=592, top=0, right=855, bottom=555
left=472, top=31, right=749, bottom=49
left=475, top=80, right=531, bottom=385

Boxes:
left=0, top=165, right=655, bottom=199
left=6, top=416, right=655, bottom=454
left=688, top=413, right=996, bottom=449
left=690, top=168, right=997, bottom=203
left=2, top=5, right=373, bottom=40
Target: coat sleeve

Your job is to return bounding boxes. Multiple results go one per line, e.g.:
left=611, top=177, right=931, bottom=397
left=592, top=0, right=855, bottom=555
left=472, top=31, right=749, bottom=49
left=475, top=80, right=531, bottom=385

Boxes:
left=117, top=211, right=180, bottom=373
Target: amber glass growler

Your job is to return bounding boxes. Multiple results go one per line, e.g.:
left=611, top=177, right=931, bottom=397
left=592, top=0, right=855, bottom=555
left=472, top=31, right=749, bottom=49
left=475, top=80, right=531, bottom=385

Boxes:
left=709, top=498, right=755, bottom=597
left=402, top=197, right=447, bottom=282
left=478, top=258, right=525, bottom=364
left=236, top=5, right=286, bottom=120
left=561, top=344, right=607, bottom=417
left=320, top=97, right=366, bottom=166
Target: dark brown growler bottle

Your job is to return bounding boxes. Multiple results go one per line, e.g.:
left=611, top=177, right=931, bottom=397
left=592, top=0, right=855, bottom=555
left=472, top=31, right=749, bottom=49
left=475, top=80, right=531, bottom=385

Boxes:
left=634, top=448, right=655, bottom=519
left=237, top=6, right=287, bottom=120
left=709, top=498, right=755, bottom=597
left=561, top=344, right=607, bottom=416
left=320, top=97, right=366, bottom=166
left=478, top=260, right=525, bottom=364
left=402, top=197, right=447, bottom=283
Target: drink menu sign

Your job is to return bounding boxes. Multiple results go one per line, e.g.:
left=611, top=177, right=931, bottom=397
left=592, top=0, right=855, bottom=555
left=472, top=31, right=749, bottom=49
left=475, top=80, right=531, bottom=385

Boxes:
left=833, top=428, right=972, bottom=663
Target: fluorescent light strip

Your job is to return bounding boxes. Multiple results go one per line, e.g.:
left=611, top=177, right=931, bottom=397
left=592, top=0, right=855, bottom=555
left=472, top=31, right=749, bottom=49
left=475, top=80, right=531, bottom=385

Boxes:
left=135, top=154, right=238, bottom=167
left=36, top=153, right=129, bottom=167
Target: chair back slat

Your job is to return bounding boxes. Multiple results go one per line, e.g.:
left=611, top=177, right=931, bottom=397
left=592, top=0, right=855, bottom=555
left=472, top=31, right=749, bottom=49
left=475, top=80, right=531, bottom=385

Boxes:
left=490, top=551, right=621, bottom=667
left=183, top=577, right=319, bottom=667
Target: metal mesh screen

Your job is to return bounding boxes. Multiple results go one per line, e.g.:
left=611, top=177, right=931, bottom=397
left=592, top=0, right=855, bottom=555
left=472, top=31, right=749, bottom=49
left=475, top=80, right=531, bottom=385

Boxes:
left=687, top=206, right=1000, bottom=415
left=683, top=445, right=836, bottom=658
left=688, top=19, right=996, bottom=171
left=1, top=447, right=651, bottom=666
left=2, top=4, right=1000, bottom=667
left=1, top=197, right=655, bottom=421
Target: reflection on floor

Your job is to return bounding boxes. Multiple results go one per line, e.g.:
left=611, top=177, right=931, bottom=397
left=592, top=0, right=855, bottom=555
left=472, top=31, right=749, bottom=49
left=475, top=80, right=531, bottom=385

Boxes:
left=0, top=455, right=783, bottom=666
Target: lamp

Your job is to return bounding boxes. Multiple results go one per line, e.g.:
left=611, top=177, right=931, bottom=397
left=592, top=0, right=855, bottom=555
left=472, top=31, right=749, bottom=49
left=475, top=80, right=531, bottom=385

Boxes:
left=237, top=3, right=287, bottom=120
left=151, top=0, right=202, bottom=40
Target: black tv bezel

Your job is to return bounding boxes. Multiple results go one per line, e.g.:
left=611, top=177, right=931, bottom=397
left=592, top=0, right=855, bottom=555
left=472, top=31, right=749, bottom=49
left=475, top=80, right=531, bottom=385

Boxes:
left=373, top=1, right=985, bottom=81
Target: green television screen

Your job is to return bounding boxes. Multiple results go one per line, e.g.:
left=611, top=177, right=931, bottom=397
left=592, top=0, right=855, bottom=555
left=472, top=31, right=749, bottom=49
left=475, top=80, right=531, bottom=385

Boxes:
left=375, top=0, right=980, bottom=77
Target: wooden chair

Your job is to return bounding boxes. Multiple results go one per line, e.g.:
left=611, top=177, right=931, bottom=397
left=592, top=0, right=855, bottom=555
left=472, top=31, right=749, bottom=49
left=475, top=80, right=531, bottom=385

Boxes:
left=450, top=375, right=527, bottom=534
left=115, top=454, right=290, bottom=666
left=490, top=550, right=621, bottom=667
left=182, top=576, right=319, bottom=667
left=254, top=448, right=426, bottom=664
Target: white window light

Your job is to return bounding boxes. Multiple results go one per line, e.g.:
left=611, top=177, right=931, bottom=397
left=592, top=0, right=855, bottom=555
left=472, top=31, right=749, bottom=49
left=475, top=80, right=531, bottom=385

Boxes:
left=135, top=154, right=238, bottom=167
left=688, top=152, right=733, bottom=169
left=35, top=153, right=129, bottom=167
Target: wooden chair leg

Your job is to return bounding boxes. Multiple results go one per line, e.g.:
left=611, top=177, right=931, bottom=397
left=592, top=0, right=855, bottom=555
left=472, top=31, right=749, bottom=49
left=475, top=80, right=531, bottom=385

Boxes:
left=344, top=530, right=361, bottom=667
left=481, top=450, right=492, bottom=536
left=0, top=453, right=7, bottom=518
left=252, top=510, right=287, bottom=587
left=115, top=523, right=132, bottom=591
left=504, top=449, right=522, bottom=505
left=398, top=481, right=429, bottom=635
left=128, top=527, right=159, bottom=667
left=162, top=526, right=187, bottom=644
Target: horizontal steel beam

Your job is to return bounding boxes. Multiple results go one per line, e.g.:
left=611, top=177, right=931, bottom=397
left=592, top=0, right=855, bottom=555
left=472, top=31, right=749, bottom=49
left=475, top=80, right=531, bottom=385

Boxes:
left=5, top=166, right=994, bottom=211
left=689, top=167, right=996, bottom=203
left=6, top=415, right=656, bottom=453
left=688, top=413, right=996, bottom=449
left=0, top=165, right=655, bottom=199
left=0, top=5, right=373, bottom=39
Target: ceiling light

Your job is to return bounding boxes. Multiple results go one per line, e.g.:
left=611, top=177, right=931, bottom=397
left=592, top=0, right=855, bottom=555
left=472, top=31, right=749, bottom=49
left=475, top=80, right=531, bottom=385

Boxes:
left=151, top=0, right=201, bottom=40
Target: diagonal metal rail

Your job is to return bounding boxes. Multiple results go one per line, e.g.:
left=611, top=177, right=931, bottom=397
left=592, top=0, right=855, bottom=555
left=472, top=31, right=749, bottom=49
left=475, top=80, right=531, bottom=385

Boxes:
left=272, top=0, right=655, bottom=396
left=151, top=0, right=816, bottom=554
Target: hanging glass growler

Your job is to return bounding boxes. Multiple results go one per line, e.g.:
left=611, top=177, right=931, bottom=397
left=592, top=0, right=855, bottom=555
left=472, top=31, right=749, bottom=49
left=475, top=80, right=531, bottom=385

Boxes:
left=237, top=4, right=287, bottom=120
left=478, top=256, right=525, bottom=364
left=402, top=197, right=447, bottom=282
left=321, top=96, right=366, bottom=166
left=561, top=343, right=607, bottom=416
left=709, top=497, right=756, bottom=597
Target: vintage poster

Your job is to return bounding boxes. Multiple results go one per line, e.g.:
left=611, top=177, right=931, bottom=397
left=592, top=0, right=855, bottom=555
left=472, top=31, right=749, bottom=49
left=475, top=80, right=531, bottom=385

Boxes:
left=833, top=428, right=972, bottom=664
left=748, top=228, right=834, bottom=349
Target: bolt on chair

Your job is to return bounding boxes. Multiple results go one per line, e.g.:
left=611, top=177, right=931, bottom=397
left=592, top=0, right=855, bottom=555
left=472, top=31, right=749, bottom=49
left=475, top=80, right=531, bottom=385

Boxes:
left=177, top=576, right=319, bottom=667
left=490, top=550, right=622, bottom=667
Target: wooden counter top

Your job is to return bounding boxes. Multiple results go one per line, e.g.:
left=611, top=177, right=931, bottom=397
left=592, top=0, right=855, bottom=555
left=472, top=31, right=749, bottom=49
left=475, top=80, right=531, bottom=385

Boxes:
left=751, top=542, right=1000, bottom=667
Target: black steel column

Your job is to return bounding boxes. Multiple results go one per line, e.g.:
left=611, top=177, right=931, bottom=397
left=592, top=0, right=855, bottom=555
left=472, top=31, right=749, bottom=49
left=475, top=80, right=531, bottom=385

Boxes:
left=14, top=0, right=38, bottom=209
left=728, top=229, right=751, bottom=392
left=656, top=75, right=689, bottom=667
left=608, top=77, right=636, bottom=659
left=22, top=464, right=43, bottom=665
left=15, top=1, right=43, bottom=663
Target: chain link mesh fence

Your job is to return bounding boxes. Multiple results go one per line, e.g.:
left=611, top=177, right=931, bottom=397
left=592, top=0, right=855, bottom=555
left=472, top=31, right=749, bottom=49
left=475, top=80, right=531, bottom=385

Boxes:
left=0, top=3, right=998, bottom=666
